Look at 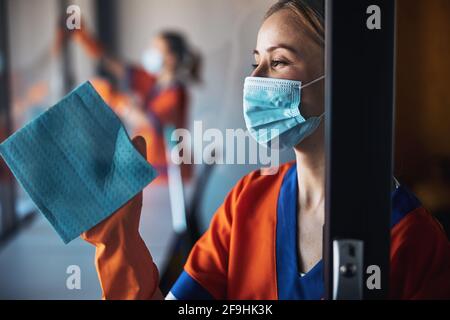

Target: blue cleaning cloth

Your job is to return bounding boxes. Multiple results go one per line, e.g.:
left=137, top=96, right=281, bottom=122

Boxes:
left=0, top=82, right=158, bottom=243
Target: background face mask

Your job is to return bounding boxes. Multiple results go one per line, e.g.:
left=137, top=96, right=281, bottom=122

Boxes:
left=141, top=48, right=164, bottom=74
left=243, top=76, right=324, bottom=150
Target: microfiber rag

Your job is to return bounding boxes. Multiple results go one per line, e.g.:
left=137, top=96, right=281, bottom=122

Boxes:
left=0, top=81, right=158, bottom=243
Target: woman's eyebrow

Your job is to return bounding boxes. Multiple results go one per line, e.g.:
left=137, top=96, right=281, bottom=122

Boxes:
left=253, top=44, right=299, bottom=55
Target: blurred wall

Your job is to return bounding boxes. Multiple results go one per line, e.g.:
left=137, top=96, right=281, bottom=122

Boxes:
left=396, top=0, right=450, bottom=217
left=7, top=0, right=98, bottom=119
left=7, top=0, right=60, bottom=121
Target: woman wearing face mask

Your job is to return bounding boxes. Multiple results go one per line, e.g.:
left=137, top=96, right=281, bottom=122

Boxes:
left=82, top=0, right=450, bottom=300
left=72, top=29, right=201, bottom=182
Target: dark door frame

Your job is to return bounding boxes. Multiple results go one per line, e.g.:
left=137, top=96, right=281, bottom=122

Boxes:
left=324, top=0, right=396, bottom=299
left=0, top=0, right=17, bottom=238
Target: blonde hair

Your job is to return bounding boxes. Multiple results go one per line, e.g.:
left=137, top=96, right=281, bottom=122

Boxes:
left=265, top=0, right=324, bottom=46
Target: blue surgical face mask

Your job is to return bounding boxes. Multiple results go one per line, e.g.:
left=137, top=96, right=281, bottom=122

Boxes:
left=243, top=76, right=325, bottom=150
left=141, top=48, right=164, bottom=74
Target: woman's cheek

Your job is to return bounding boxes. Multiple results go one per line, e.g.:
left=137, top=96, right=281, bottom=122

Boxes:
left=284, top=64, right=308, bottom=82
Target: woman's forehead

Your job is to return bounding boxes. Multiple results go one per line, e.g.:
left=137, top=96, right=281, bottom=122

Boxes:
left=151, top=36, right=169, bottom=52
left=256, top=9, right=311, bottom=54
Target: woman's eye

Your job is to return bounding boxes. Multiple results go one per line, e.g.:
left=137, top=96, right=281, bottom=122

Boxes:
left=252, top=60, right=288, bottom=70
left=271, top=60, right=287, bottom=68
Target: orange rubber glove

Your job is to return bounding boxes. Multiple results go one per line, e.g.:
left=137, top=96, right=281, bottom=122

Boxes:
left=81, top=136, right=163, bottom=300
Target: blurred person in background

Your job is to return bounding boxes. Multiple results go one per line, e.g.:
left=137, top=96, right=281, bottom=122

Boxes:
left=68, top=27, right=201, bottom=183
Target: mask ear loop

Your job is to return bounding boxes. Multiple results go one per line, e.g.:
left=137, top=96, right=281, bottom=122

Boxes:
left=301, top=75, right=326, bottom=120
left=301, top=75, right=325, bottom=90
